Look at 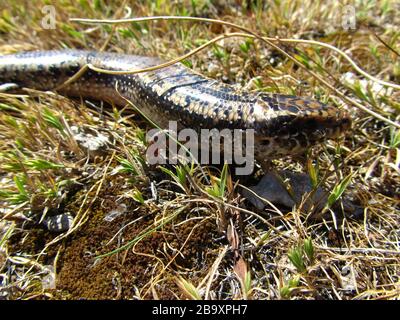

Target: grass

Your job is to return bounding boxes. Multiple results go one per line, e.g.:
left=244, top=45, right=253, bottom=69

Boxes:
left=0, top=0, right=399, bottom=300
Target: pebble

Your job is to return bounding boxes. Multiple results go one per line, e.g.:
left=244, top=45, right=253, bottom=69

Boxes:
left=43, top=213, right=74, bottom=232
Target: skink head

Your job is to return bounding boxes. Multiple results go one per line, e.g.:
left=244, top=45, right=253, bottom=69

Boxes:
left=253, top=94, right=351, bottom=158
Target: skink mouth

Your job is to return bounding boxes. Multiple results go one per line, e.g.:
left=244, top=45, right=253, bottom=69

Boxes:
left=268, top=110, right=352, bottom=142
left=255, top=110, right=351, bottom=157
left=294, top=112, right=352, bottom=142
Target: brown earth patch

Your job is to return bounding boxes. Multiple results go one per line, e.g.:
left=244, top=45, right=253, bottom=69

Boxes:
left=52, top=198, right=221, bottom=299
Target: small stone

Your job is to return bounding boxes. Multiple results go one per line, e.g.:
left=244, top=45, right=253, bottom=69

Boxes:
left=41, top=265, right=56, bottom=290
left=43, top=213, right=74, bottom=232
left=104, top=203, right=127, bottom=222
left=242, top=170, right=327, bottom=212
left=0, top=83, right=19, bottom=92
left=207, top=63, right=220, bottom=77
left=71, top=126, right=110, bottom=157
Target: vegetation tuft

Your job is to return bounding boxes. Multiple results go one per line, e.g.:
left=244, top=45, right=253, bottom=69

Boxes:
left=0, top=0, right=399, bottom=300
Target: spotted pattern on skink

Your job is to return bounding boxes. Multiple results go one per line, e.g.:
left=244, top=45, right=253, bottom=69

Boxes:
left=0, top=50, right=351, bottom=159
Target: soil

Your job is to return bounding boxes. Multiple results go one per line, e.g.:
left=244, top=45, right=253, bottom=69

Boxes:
left=9, top=180, right=222, bottom=300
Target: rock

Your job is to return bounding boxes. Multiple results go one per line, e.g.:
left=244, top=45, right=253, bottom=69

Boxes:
left=104, top=203, right=127, bottom=222
left=242, top=170, right=364, bottom=219
left=41, top=265, right=56, bottom=290
left=242, top=170, right=327, bottom=212
left=71, top=126, right=110, bottom=158
left=43, top=213, right=74, bottom=232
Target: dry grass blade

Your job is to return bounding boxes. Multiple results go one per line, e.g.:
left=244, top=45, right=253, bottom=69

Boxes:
left=0, top=0, right=399, bottom=300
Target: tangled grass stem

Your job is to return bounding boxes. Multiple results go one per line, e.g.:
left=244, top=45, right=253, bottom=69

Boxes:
left=70, top=15, right=400, bottom=129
